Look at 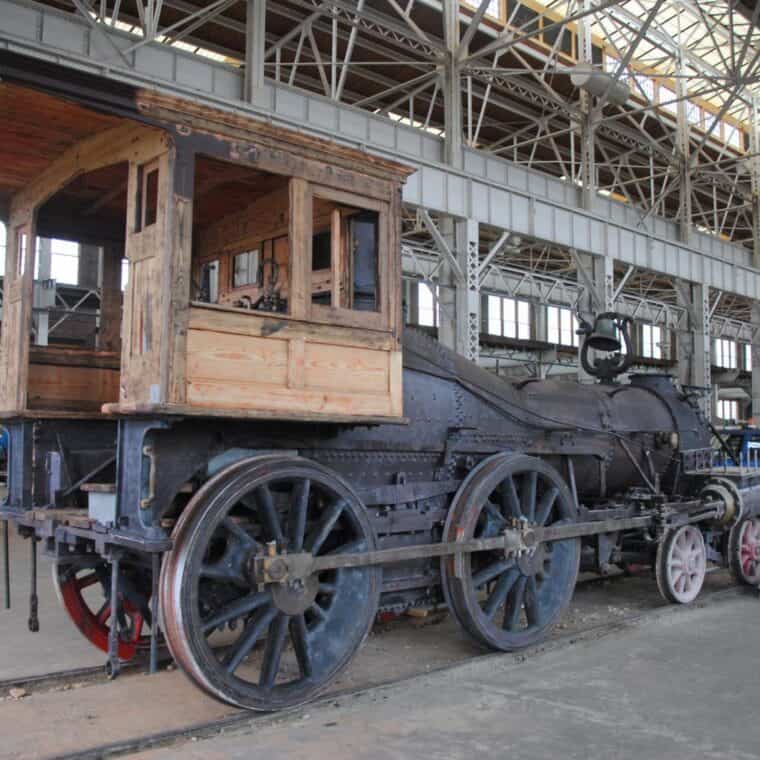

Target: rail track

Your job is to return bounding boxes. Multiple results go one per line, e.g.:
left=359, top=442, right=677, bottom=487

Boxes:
left=3, top=582, right=746, bottom=760
left=0, top=568, right=734, bottom=697
left=0, top=654, right=173, bottom=698
left=0, top=569, right=644, bottom=698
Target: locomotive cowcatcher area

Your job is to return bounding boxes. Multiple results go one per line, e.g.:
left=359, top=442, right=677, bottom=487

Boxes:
left=2, top=78, right=760, bottom=758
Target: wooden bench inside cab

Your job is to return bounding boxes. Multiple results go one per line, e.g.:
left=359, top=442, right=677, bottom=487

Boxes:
left=0, top=103, right=170, bottom=418
left=102, top=99, right=414, bottom=424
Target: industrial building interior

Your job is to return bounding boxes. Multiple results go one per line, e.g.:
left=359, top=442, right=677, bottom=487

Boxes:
left=1, top=0, right=758, bottom=425
left=2, top=0, right=760, bottom=756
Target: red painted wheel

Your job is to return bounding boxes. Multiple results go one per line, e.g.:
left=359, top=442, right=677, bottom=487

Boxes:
left=729, top=517, right=760, bottom=586
left=54, top=558, right=154, bottom=661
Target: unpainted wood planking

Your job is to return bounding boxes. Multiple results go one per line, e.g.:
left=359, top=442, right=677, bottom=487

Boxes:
left=3, top=89, right=410, bottom=422
left=27, top=364, right=119, bottom=411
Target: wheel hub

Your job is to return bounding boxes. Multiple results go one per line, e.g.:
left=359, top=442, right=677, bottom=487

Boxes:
left=270, top=574, right=319, bottom=615
left=517, top=542, right=546, bottom=577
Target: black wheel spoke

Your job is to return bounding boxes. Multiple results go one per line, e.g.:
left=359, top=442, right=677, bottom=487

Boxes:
left=326, top=538, right=366, bottom=555
left=483, top=501, right=507, bottom=529
left=253, top=485, right=285, bottom=545
left=203, top=590, right=272, bottom=634
left=222, top=517, right=258, bottom=549
left=522, top=471, right=537, bottom=522
left=306, top=499, right=346, bottom=555
left=95, top=601, right=111, bottom=624
left=524, top=576, right=540, bottom=626
left=483, top=568, right=519, bottom=619
left=289, top=614, right=313, bottom=678
left=503, top=576, right=527, bottom=630
left=535, top=486, right=559, bottom=527
left=259, top=613, right=289, bottom=689
left=472, top=559, right=515, bottom=588
left=289, top=479, right=310, bottom=552
left=201, top=562, right=241, bottom=584
left=501, top=476, right=521, bottom=518
left=224, top=605, right=277, bottom=673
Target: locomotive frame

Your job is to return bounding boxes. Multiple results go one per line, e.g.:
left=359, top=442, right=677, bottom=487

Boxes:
left=2, top=60, right=760, bottom=712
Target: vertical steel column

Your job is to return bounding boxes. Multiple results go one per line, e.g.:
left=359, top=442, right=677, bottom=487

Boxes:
left=442, top=0, right=462, bottom=169
left=674, top=279, right=711, bottom=416
left=594, top=255, right=615, bottom=314
left=107, top=552, right=122, bottom=679
left=436, top=216, right=457, bottom=353
left=244, top=0, right=267, bottom=105
left=3, top=520, right=10, bottom=610
left=674, top=279, right=693, bottom=389
left=751, top=302, right=760, bottom=422
left=749, top=97, right=760, bottom=269
left=455, top=218, right=480, bottom=362
left=36, top=237, right=51, bottom=280
left=78, top=243, right=101, bottom=291
left=693, top=284, right=712, bottom=416
left=577, top=2, right=595, bottom=211
left=534, top=305, right=553, bottom=379
left=28, top=534, right=39, bottom=632
left=675, top=49, right=692, bottom=244
left=575, top=252, right=614, bottom=383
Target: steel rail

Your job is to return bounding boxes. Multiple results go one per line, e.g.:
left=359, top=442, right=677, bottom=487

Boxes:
left=0, top=652, right=172, bottom=696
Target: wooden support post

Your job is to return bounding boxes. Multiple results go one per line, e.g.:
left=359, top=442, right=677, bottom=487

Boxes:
left=289, top=177, right=310, bottom=321
left=0, top=215, right=35, bottom=413
left=330, top=207, right=341, bottom=308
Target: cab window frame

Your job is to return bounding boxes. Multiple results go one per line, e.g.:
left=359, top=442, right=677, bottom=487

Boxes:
left=307, top=184, right=389, bottom=331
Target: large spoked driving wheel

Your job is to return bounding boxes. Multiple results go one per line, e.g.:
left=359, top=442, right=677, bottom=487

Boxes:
left=728, top=516, right=760, bottom=586
left=160, top=456, right=381, bottom=711
left=54, top=556, right=155, bottom=660
left=441, top=454, right=580, bottom=651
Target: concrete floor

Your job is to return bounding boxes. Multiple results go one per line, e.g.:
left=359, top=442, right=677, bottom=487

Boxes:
left=134, top=592, right=760, bottom=760
left=0, top=528, right=103, bottom=679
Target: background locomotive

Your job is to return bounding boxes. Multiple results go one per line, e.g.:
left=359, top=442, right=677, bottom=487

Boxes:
left=1, top=74, right=759, bottom=713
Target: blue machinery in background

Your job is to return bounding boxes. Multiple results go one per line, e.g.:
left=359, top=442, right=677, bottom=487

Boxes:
left=715, top=426, right=760, bottom=467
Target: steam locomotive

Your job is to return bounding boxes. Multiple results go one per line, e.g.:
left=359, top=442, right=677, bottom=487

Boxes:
left=1, top=70, right=758, bottom=713
left=2, top=317, right=759, bottom=711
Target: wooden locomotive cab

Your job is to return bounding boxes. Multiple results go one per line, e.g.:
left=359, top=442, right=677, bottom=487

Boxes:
left=0, top=87, right=409, bottom=424
left=110, top=101, right=408, bottom=424
left=172, top=155, right=406, bottom=422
